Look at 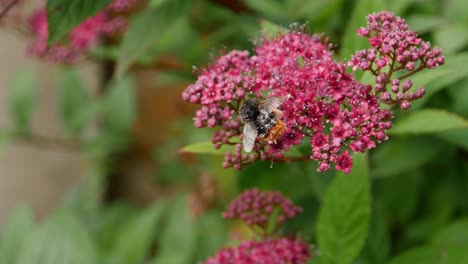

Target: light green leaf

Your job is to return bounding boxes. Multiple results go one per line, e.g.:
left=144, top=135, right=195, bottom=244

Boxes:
left=431, top=218, right=468, bottom=247
left=18, top=212, right=97, bottom=264
left=9, top=68, right=36, bottom=135
left=341, top=0, right=386, bottom=60
left=434, top=24, right=468, bottom=55
left=46, top=0, right=113, bottom=44
left=390, top=109, right=468, bottom=135
left=58, top=69, right=93, bottom=135
left=317, top=153, right=371, bottom=264
left=179, top=140, right=237, bottom=156
left=244, top=0, right=286, bottom=19
left=116, top=0, right=190, bottom=77
left=443, top=0, right=468, bottom=26
left=102, top=75, right=136, bottom=135
left=0, top=205, right=35, bottom=264
left=407, top=15, right=446, bottom=34
left=107, top=202, right=166, bottom=264
left=152, top=195, right=197, bottom=264
left=412, top=53, right=468, bottom=109
left=389, top=246, right=468, bottom=264
left=260, top=19, right=285, bottom=39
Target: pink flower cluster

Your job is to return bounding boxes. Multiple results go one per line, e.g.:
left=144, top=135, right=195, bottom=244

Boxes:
left=349, top=11, right=445, bottom=109
left=183, top=12, right=444, bottom=173
left=222, top=188, right=302, bottom=228
left=27, top=0, right=136, bottom=63
left=204, top=238, right=311, bottom=264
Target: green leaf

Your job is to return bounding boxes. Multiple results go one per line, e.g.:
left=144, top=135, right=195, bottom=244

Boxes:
left=431, top=218, right=468, bottom=247
left=193, top=212, right=227, bottom=262
left=116, top=0, right=190, bottom=77
left=9, top=68, right=36, bottom=135
left=244, top=0, right=286, bottom=20
left=179, top=140, right=237, bottom=156
left=260, top=19, right=285, bottom=39
left=0, top=205, right=35, bottom=264
left=341, top=0, right=386, bottom=60
left=389, top=246, right=468, bottom=264
left=376, top=170, right=423, bottom=224
left=434, top=24, right=468, bottom=54
left=107, top=202, right=166, bottom=264
left=371, top=136, right=443, bottom=178
left=389, top=109, right=468, bottom=135
left=437, top=129, right=468, bottom=151
left=58, top=68, right=93, bottom=135
left=96, top=203, right=140, bottom=251
left=17, top=212, right=97, bottom=264
left=102, top=75, right=136, bottom=135
left=361, top=202, right=390, bottom=264
left=152, top=195, right=197, bottom=264
left=407, top=15, right=447, bottom=34
left=412, top=53, right=468, bottom=109
left=443, top=0, right=468, bottom=26
left=317, top=153, right=371, bottom=264
left=46, top=0, right=113, bottom=44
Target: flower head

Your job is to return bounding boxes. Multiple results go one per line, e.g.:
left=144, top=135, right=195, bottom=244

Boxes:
left=222, top=188, right=302, bottom=228
left=183, top=12, right=444, bottom=174
left=184, top=30, right=392, bottom=173
left=204, top=238, right=311, bottom=264
left=27, top=0, right=135, bottom=63
left=350, top=11, right=445, bottom=109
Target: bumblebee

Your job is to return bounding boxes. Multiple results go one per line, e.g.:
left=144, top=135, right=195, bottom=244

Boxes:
left=239, top=97, right=286, bottom=152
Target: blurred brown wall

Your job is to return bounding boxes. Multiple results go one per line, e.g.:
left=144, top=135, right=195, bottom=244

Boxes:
left=0, top=29, right=100, bottom=226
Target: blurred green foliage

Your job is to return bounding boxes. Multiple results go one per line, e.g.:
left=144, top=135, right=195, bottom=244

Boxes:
left=2, top=0, right=468, bottom=263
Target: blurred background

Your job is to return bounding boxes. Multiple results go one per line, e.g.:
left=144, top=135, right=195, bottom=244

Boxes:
left=0, top=0, right=467, bottom=263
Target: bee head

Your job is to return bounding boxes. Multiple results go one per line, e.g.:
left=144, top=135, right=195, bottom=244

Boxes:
left=239, top=99, right=259, bottom=121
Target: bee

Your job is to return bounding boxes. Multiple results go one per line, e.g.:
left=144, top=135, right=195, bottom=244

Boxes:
left=239, top=97, right=286, bottom=152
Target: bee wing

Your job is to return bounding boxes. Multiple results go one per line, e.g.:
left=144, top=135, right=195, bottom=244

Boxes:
left=242, top=122, right=257, bottom=152
left=261, top=96, right=286, bottom=111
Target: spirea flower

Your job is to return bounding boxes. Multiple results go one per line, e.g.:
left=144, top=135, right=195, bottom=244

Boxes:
left=350, top=11, right=445, bottom=109
left=204, top=238, right=311, bottom=264
left=222, top=188, right=302, bottom=228
left=27, top=0, right=135, bottom=63
left=183, top=12, right=443, bottom=174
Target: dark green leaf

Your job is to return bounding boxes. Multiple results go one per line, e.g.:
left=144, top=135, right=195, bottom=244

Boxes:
left=17, top=212, right=97, bottom=264
left=376, top=170, right=423, bottom=224
left=193, top=211, right=227, bottom=262
left=389, top=109, right=468, bottom=135
left=361, top=202, right=390, bottom=264
left=317, top=153, right=371, bottom=264
left=437, top=129, right=468, bottom=151
left=9, top=68, right=36, bottom=135
left=371, top=136, right=443, bottom=178
left=152, top=195, right=197, bottom=264
left=0, top=205, right=35, bottom=264
left=58, top=68, right=93, bottom=135
left=107, top=202, right=166, bottom=264
left=46, top=0, right=113, bottom=44
left=116, top=0, right=190, bottom=77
